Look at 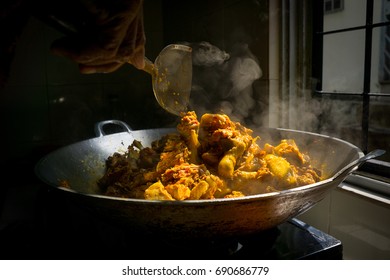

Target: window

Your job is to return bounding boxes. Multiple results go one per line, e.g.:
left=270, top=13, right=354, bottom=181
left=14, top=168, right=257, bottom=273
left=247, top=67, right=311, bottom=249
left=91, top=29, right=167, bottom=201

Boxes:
left=324, top=0, right=345, bottom=14
left=311, top=0, right=390, bottom=193
left=379, top=0, right=390, bottom=82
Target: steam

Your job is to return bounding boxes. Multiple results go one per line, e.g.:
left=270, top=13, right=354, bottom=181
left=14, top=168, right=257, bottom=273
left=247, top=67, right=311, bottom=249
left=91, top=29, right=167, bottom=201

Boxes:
left=191, top=41, right=230, bottom=66
left=183, top=41, right=263, bottom=125
left=270, top=87, right=362, bottom=148
left=182, top=41, right=361, bottom=148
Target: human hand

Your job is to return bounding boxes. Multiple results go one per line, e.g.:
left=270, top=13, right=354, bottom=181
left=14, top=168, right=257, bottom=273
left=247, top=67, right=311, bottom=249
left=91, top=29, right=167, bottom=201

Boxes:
left=48, top=0, right=146, bottom=74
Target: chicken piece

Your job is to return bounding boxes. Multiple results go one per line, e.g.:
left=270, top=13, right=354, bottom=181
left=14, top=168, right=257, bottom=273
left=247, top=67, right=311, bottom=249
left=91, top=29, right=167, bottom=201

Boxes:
left=199, top=114, right=234, bottom=160
left=202, top=174, right=224, bottom=199
left=161, top=163, right=205, bottom=183
left=165, top=183, right=191, bottom=200
left=264, top=139, right=322, bottom=189
left=97, top=148, right=140, bottom=194
left=177, top=111, right=200, bottom=163
left=224, top=191, right=245, bottom=198
left=138, top=147, right=160, bottom=168
left=271, top=139, right=307, bottom=166
left=218, top=130, right=254, bottom=178
left=189, top=180, right=209, bottom=199
left=227, top=166, right=273, bottom=195
left=201, top=147, right=222, bottom=166
left=199, top=113, right=233, bottom=135
left=235, top=138, right=264, bottom=171
left=234, top=165, right=272, bottom=180
left=156, top=135, right=190, bottom=173
left=218, top=138, right=247, bottom=178
left=264, top=154, right=302, bottom=189
left=157, top=163, right=222, bottom=200
left=199, top=113, right=253, bottom=178
left=212, top=176, right=234, bottom=198
left=160, top=163, right=207, bottom=199
left=264, top=154, right=291, bottom=178
left=295, top=167, right=322, bottom=185
left=144, top=181, right=174, bottom=200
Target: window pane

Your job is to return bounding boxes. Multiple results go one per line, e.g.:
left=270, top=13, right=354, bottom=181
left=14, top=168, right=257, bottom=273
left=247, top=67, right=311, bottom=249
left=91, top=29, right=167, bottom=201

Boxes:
left=324, top=0, right=366, bottom=32
left=373, top=0, right=388, bottom=24
left=316, top=96, right=363, bottom=147
left=371, top=25, right=390, bottom=93
left=368, top=96, right=390, bottom=162
left=322, top=30, right=365, bottom=93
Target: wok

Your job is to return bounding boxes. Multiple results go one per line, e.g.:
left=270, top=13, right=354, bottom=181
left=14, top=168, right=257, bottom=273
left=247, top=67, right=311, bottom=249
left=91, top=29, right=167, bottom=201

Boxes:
left=35, top=120, right=382, bottom=241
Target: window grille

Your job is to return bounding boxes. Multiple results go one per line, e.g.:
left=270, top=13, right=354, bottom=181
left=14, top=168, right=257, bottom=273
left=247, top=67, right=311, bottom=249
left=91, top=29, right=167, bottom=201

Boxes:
left=324, top=0, right=344, bottom=14
left=379, top=0, right=390, bottom=82
left=312, top=0, right=390, bottom=180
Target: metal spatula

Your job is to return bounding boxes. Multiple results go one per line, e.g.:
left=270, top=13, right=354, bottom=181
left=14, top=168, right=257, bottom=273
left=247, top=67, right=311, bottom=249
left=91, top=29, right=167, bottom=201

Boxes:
left=142, top=44, right=192, bottom=116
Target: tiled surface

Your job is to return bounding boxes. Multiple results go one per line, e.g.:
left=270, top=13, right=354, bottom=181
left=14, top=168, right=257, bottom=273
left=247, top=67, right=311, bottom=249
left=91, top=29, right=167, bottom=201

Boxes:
left=0, top=85, right=50, bottom=159
left=330, top=189, right=390, bottom=259
left=298, top=188, right=390, bottom=259
left=48, top=84, right=105, bottom=143
left=6, top=18, right=47, bottom=87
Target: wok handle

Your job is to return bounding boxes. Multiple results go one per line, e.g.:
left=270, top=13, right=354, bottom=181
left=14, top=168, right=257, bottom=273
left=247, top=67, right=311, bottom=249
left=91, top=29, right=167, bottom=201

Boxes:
left=332, top=149, right=386, bottom=181
left=94, top=120, right=133, bottom=137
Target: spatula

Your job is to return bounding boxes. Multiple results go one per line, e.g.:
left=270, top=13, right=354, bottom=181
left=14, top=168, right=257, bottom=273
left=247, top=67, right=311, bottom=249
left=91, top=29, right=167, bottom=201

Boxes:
left=142, top=44, right=192, bottom=116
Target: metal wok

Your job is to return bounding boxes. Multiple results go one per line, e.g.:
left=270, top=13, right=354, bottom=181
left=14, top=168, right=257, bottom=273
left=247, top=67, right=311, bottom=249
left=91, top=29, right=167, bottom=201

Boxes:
left=35, top=120, right=378, bottom=240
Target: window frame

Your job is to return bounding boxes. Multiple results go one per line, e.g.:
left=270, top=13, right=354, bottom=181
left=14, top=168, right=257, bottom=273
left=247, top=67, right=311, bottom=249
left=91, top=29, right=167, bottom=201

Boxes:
left=311, top=0, right=390, bottom=193
left=324, top=0, right=345, bottom=14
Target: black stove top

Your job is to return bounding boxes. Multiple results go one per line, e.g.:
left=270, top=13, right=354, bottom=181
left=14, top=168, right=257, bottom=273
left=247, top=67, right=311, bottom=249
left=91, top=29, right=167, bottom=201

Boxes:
left=0, top=168, right=342, bottom=260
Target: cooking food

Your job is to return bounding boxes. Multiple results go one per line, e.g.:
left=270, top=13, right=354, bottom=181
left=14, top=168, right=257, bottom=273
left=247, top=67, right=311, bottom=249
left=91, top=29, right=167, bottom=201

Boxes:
left=97, top=111, right=322, bottom=200
left=35, top=116, right=366, bottom=237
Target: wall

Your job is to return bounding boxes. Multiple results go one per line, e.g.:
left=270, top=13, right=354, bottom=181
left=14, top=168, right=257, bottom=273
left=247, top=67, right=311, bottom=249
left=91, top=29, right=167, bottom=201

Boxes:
left=298, top=185, right=390, bottom=259
left=0, top=0, right=269, bottom=164
left=0, top=0, right=174, bottom=164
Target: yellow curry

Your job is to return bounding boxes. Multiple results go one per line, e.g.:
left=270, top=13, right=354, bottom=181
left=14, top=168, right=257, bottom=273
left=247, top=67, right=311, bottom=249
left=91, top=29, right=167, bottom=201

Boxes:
left=98, top=111, right=322, bottom=200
